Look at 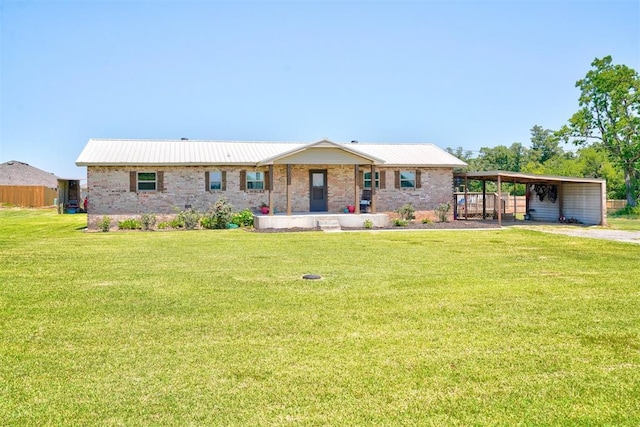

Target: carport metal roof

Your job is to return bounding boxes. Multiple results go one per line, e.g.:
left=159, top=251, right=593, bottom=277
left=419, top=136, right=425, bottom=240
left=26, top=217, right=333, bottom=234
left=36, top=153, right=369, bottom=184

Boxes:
left=454, top=170, right=605, bottom=185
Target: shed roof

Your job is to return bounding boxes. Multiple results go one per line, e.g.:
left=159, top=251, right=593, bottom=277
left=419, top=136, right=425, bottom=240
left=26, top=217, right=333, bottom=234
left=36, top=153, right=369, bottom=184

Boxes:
left=75, top=138, right=467, bottom=168
left=0, top=160, right=60, bottom=187
left=454, top=170, right=606, bottom=185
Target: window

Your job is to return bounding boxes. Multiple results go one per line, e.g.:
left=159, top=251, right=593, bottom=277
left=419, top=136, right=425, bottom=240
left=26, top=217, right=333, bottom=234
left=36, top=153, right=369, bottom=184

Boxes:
left=246, top=171, right=264, bottom=190
left=137, top=172, right=156, bottom=191
left=363, top=172, right=380, bottom=189
left=399, top=171, right=415, bottom=188
left=209, top=171, right=222, bottom=190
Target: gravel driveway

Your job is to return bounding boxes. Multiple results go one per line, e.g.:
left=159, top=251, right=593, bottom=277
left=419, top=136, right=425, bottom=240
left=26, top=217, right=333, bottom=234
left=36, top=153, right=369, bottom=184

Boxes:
left=510, top=225, right=640, bottom=244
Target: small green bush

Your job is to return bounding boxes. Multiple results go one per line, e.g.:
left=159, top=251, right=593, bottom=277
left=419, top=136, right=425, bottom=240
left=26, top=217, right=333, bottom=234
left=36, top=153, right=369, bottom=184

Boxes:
left=178, top=209, right=201, bottom=230
left=201, top=198, right=234, bottom=230
left=435, top=202, right=451, bottom=222
left=157, top=221, right=170, bottom=230
left=118, top=218, right=141, bottom=230
left=396, top=203, right=416, bottom=221
left=232, top=208, right=254, bottom=228
left=363, top=219, right=373, bottom=229
left=613, top=205, right=640, bottom=216
left=393, top=218, right=409, bottom=227
left=169, top=218, right=183, bottom=229
left=97, top=216, right=111, bottom=232
left=140, top=213, right=156, bottom=231
left=421, top=218, right=433, bottom=224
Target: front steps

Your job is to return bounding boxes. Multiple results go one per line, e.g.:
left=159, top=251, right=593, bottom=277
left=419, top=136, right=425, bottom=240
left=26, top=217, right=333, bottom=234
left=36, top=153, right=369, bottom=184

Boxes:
left=317, top=219, right=341, bottom=232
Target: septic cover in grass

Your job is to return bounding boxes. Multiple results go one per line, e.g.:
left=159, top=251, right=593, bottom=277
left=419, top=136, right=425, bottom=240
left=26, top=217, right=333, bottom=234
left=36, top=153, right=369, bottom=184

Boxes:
left=302, top=274, right=322, bottom=280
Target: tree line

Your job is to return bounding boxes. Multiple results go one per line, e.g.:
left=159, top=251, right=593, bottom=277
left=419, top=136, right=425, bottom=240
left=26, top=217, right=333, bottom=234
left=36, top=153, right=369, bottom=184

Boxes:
left=449, top=56, right=639, bottom=206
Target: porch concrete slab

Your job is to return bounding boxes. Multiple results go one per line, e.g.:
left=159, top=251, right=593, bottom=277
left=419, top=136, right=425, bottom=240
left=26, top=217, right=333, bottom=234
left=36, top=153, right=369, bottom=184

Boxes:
left=253, top=212, right=389, bottom=230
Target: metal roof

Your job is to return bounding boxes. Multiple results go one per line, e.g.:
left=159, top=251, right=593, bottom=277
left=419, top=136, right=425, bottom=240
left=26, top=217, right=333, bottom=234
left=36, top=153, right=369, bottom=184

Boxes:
left=0, top=160, right=60, bottom=187
left=75, top=138, right=468, bottom=167
left=455, top=170, right=606, bottom=184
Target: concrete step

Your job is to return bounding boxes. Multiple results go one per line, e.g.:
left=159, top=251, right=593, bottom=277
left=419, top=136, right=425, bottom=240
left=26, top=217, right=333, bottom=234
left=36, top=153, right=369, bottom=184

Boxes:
left=317, top=219, right=341, bottom=232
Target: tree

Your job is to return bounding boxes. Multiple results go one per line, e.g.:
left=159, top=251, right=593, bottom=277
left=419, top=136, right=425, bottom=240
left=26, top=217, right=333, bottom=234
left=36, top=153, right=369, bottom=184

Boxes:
left=529, top=125, right=562, bottom=164
left=559, top=56, right=640, bottom=207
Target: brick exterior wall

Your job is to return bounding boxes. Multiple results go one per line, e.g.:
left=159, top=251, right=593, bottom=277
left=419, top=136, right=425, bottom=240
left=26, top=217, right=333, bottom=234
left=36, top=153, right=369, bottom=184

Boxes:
left=86, top=165, right=454, bottom=229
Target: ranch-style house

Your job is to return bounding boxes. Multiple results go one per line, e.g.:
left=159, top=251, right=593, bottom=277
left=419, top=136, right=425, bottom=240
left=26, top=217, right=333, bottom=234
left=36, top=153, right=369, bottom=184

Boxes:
left=75, top=138, right=467, bottom=229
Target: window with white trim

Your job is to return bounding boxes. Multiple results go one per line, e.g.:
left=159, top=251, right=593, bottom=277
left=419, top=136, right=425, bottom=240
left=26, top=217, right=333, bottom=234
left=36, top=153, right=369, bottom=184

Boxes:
left=399, top=171, right=415, bottom=188
left=246, top=171, right=264, bottom=190
left=363, top=172, right=380, bottom=189
left=137, top=172, right=157, bottom=191
left=209, top=171, right=222, bottom=190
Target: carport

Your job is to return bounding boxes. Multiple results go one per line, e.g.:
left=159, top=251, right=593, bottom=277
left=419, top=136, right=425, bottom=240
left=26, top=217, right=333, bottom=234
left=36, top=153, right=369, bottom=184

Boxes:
left=454, top=171, right=607, bottom=226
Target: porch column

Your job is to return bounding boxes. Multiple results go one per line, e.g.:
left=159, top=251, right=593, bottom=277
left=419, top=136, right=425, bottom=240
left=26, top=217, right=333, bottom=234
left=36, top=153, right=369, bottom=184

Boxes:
left=354, top=165, right=361, bottom=214
left=497, top=175, right=502, bottom=226
left=286, top=164, right=292, bottom=215
left=370, top=164, right=376, bottom=213
left=268, top=164, right=274, bottom=216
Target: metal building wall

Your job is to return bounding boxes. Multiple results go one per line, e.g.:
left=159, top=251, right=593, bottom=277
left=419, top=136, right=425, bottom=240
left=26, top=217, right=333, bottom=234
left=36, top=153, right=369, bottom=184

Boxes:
left=563, top=183, right=603, bottom=225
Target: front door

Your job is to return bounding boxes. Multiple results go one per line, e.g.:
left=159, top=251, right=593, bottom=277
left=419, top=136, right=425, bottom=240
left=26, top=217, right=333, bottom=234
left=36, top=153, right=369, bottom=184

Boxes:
left=310, top=170, right=327, bottom=212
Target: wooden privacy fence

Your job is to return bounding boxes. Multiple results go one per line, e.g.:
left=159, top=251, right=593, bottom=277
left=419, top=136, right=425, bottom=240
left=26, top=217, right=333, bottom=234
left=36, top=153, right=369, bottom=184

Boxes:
left=606, top=200, right=626, bottom=212
left=0, top=186, right=57, bottom=207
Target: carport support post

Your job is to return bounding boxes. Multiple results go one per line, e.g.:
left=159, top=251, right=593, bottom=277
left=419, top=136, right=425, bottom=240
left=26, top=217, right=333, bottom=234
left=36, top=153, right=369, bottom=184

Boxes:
left=354, top=165, right=361, bottom=214
left=497, top=174, right=502, bottom=226
left=286, top=164, right=292, bottom=216
left=481, top=179, right=486, bottom=219
left=513, top=179, right=517, bottom=222
left=464, top=175, right=469, bottom=220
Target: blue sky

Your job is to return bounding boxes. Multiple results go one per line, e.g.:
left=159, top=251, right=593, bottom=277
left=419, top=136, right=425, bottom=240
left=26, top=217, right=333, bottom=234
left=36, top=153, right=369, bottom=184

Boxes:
left=1, top=0, right=638, bottom=180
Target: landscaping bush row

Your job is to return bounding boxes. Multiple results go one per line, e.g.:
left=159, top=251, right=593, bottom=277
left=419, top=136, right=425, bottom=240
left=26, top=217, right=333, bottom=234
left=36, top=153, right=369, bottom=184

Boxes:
left=97, top=198, right=254, bottom=232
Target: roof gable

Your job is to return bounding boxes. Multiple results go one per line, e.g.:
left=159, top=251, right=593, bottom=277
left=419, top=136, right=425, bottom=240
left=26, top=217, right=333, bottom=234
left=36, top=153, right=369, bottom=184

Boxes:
left=257, top=139, right=383, bottom=165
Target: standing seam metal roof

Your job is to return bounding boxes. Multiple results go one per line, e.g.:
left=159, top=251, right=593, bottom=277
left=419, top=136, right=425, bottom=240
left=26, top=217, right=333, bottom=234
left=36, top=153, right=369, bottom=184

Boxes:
left=75, top=139, right=468, bottom=167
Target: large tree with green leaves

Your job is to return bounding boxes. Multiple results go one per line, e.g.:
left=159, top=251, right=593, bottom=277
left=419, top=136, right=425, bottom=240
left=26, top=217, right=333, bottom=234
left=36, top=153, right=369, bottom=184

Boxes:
left=559, top=56, right=640, bottom=206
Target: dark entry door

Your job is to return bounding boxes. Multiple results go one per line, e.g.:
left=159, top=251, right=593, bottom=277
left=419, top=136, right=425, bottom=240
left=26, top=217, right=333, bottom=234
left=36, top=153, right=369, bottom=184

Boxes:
left=309, top=170, right=327, bottom=212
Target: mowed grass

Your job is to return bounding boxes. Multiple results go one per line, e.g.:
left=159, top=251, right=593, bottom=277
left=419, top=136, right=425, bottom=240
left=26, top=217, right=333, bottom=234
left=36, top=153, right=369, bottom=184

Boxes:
left=1, top=209, right=639, bottom=426
left=607, top=215, right=640, bottom=231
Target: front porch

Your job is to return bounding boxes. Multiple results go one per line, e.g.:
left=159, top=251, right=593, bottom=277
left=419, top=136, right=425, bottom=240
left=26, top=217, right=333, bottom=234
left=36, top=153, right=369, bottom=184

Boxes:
left=253, top=212, right=389, bottom=230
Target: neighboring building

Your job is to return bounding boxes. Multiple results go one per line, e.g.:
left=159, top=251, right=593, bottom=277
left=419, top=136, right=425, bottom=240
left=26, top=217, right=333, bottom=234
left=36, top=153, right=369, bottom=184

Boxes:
left=0, top=160, right=81, bottom=209
left=75, top=138, right=467, bottom=229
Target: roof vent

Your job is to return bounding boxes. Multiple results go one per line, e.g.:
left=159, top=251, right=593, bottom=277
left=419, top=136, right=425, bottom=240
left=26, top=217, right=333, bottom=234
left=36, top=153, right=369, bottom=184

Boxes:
left=351, top=140, right=358, bottom=144
left=180, top=137, right=189, bottom=140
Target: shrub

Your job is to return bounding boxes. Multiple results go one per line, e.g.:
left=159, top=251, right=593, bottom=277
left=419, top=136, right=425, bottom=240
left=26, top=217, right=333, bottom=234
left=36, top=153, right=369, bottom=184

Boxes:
left=363, top=219, right=373, bottom=229
left=396, top=203, right=416, bottom=221
left=421, top=217, right=433, bottom=224
left=613, top=205, right=640, bottom=216
left=435, top=202, right=451, bottom=223
left=157, top=221, right=170, bottom=230
left=393, top=218, right=409, bottom=227
left=97, top=216, right=111, bottom=232
left=140, top=213, right=156, bottom=231
left=232, top=208, right=254, bottom=228
left=177, top=208, right=201, bottom=230
left=169, top=217, right=183, bottom=229
left=118, top=218, right=141, bottom=230
left=201, top=198, right=234, bottom=230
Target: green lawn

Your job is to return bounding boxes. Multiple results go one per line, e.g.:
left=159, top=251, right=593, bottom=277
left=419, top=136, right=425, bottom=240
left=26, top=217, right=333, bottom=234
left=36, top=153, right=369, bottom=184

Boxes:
left=606, top=215, right=640, bottom=231
left=1, top=208, right=639, bottom=426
